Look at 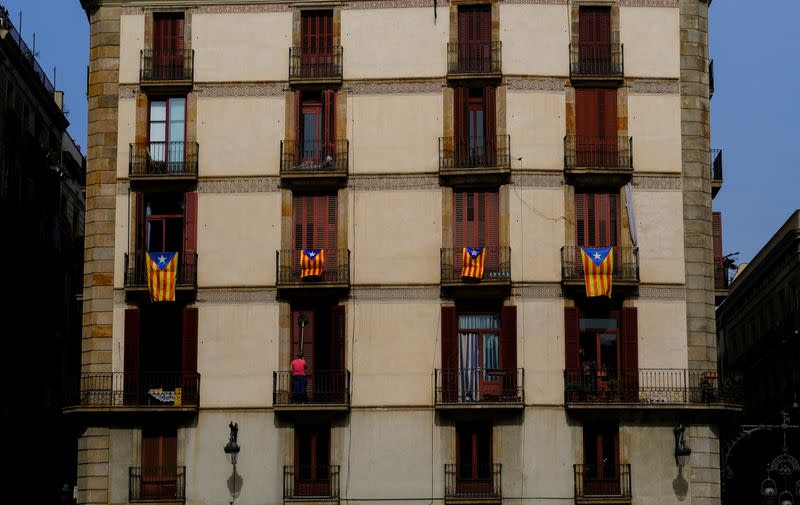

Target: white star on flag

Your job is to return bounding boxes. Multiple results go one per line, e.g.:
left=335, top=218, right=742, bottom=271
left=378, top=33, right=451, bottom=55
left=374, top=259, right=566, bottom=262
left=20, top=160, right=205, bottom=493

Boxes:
left=593, top=252, right=601, bottom=260
left=158, top=254, right=167, bottom=265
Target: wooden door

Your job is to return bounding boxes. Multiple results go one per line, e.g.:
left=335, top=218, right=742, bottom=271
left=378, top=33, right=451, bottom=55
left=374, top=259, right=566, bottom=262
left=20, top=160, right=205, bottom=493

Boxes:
left=153, top=13, right=184, bottom=80
left=301, top=10, right=333, bottom=76
left=575, top=88, right=617, bottom=167
left=578, top=7, right=611, bottom=73
left=456, top=423, right=493, bottom=495
left=576, top=191, right=619, bottom=247
left=295, top=425, right=331, bottom=496
left=453, top=190, right=499, bottom=276
left=141, top=426, right=178, bottom=500
left=583, top=424, right=620, bottom=496
left=458, top=5, right=491, bottom=72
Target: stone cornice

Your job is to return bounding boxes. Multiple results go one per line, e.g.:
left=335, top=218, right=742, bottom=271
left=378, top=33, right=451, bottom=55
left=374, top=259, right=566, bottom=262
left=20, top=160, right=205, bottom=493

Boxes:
left=628, top=79, right=680, bottom=95
left=620, top=0, right=678, bottom=7
left=506, top=77, right=566, bottom=92
left=511, top=171, right=564, bottom=188
left=632, top=174, right=682, bottom=190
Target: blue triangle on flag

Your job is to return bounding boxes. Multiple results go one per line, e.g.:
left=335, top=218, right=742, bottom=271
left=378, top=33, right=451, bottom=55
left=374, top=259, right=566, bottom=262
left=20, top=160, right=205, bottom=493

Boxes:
left=148, top=251, right=177, bottom=270
left=582, top=247, right=611, bottom=267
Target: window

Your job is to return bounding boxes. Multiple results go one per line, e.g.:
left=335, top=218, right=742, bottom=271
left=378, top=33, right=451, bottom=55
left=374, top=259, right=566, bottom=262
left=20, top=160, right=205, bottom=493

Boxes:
left=134, top=191, right=197, bottom=278
left=454, top=189, right=498, bottom=249
left=456, top=422, right=493, bottom=492
left=149, top=97, right=186, bottom=172
left=579, top=310, right=620, bottom=378
left=141, top=425, right=178, bottom=500
left=575, top=88, right=617, bottom=167
left=454, top=87, right=496, bottom=167
left=457, top=5, right=491, bottom=73
left=582, top=423, right=620, bottom=495
left=294, top=425, right=331, bottom=497
left=295, top=90, right=335, bottom=168
left=301, top=10, right=333, bottom=59
left=575, top=190, right=618, bottom=247
left=294, top=193, right=337, bottom=251
left=153, top=13, right=185, bottom=79
left=578, top=6, right=612, bottom=72
left=290, top=305, right=346, bottom=402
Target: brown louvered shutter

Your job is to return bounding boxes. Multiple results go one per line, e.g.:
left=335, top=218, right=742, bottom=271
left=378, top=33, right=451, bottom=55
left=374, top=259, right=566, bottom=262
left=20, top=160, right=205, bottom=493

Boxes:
left=333, top=305, right=346, bottom=371
left=294, top=90, right=303, bottom=149
left=454, top=87, right=467, bottom=161
left=153, top=14, right=184, bottom=80
left=484, top=86, right=497, bottom=165
left=322, top=90, right=335, bottom=152
left=564, top=307, right=579, bottom=374
left=458, top=5, right=491, bottom=72
left=441, top=307, right=458, bottom=402
left=454, top=191, right=465, bottom=249
left=600, top=88, right=618, bottom=166
left=292, top=310, right=315, bottom=377
left=124, top=308, right=141, bottom=404
left=135, top=192, right=145, bottom=272
left=579, top=7, right=611, bottom=73
left=182, top=307, right=198, bottom=404
left=596, top=193, right=610, bottom=246
left=484, top=190, right=499, bottom=271
left=713, top=212, right=723, bottom=290
left=183, top=192, right=198, bottom=280
left=621, top=307, right=639, bottom=400
left=576, top=192, right=586, bottom=246
left=575, top=88, right=599, bottom=167
left=302, top=11, right=332, bottom=57
left=141, top=427, right=178, bottom=499
left=501, top=306, right=518, bottom=395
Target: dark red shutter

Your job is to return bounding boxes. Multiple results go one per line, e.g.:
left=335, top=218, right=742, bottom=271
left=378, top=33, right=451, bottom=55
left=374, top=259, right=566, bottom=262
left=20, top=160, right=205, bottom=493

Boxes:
left=713, top=212, right=724, bottom=290
left=183, top=192, right=197, bottom=280
left=576, top=191, right=618, bottom=247
left=576, top=192, right=586, bottom=247
left=291, top=309, right=315, bottom=367
left=621, top=307, right=639, bottom=400
left=484, top=86, right=497, bottom=164
left=501, top=306, right=518, bottom=398
left=333, top=305, right=345, bottom=371
left=579, top=7, right=611, bottom=73
left=135, top=192, right=145, bottom=271
left=294, top=194, right=337, bottom=251
left=454, top=87, right=467, bottom=154
left=454, top=192, right=465, bottom=249
left=441, top=307, right=458, bottom=402
left=182, top=307, right=198, bottom=404
left=322, top=90, right=335, bottom=152
left=302, top=11, right=332, bottom=56
left=141, top=427, right=178, bottom=500
left=124, top=307, right=140, bottom=405
left=564, top=307, right=579, bottom=374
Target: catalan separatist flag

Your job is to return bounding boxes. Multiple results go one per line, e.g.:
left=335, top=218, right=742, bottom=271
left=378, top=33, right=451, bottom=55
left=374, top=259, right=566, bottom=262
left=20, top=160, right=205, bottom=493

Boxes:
left=146, top=252, right=178, bottom=302
left=300, top=249, right=325, bottom=279
left=461, top=247, right=486, bottom=280
left=580, top=247, right=614, bottom=297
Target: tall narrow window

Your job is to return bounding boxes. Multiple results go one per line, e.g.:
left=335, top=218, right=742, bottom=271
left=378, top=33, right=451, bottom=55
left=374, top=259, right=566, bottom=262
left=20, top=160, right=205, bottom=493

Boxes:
left=295, top=90, right=335, bottom=168
left=149, top=97, right=185, bottom=172
left=575, top=191, right=618, bottom=247
left=294, top=425, right=331, bottom=497
left=456, top=423, right=493, bottom=494
left=290, top=305, right=346, bottom=403
left=153, top=13, right=185, bottom=80
left=453, top=189, right=499, bottom=275
left=454, top=87, right=496, bottom=167
left=134, top=192, right=197, bottom=282
left=457, top=5, right=491, bottom=73
left=578, top=7, right=611, bottom=74
left=293, top=193, right=337, bottom=252
left=141, top=426, right=178, bottom=500
left=575, top=88, right=617, bottom=167
left=300, top=10, right=333, bottom=77
left=582, top=423, right=619, bottom=495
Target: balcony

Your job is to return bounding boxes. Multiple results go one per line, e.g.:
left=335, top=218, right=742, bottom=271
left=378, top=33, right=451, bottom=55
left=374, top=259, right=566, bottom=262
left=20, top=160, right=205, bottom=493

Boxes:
left=276, top=249, right=350, bottom=294
left=569, top=43, right=624, bottom=80
left=711, top=148, right=723, bottom=198
left=283, top=465, right=340, bottom=501
left=434, top=368, right=523, bottom=411
left=444, top=464, right=502, bottom=502
left=439, top=136, right=511, bottom=184
left=447, top=41, right=502, bottom=78
left=124, top=252, right=198, bottom=297
left=280, top=140, right=348, bottom=187
left=564, top=136, right=633, bottom=180
left=130, top=466, right=186, bottom=503
left=273, top=370, right=351, bottom=414
left=561, top=246, right=639, bottom=288
left=441, top=247, right=511, bottom=296
left=564, top=368, right=743, bottom=411
left=289, top=46, right=343, bottom=83
left=139, top=49, right=194, bottom=86
left=574, top=464, right=631, bottom=504
left=63, top=372, right=200, bottom=414
left=129, top=142, right=199, bottom=182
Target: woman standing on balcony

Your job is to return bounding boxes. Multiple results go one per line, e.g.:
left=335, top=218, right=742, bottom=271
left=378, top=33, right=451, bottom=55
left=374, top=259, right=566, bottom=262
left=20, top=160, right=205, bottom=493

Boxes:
left=291, top=353, right=307, bottom=403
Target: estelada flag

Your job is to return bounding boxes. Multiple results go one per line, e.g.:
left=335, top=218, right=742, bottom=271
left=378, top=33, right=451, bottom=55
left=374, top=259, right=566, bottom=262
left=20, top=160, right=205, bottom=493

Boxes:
left=300, top=249, right=325, bottom=279
left=461, top=247, right=486, bottom=280
left=580, top=247, right=614, bottom=297
left=146, top=251, right=178, bottom=302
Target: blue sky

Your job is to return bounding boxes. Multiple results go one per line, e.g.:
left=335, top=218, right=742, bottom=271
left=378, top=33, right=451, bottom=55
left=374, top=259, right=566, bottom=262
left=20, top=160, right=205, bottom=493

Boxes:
left=3, top=0, right=797, bottom=263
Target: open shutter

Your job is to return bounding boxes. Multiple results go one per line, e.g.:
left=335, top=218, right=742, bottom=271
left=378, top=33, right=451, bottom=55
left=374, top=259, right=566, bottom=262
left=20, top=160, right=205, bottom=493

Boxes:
left=484, top=190, right=499, bottom=271
left=713, top=212, right=724, bottom=290
left=293, top=194, right=305, bottom=250
left=441, top=307, right=458, bottom=402
left=596, top=193, right=610, bottom=246
left=576, top=192, right=586, bottom=247
left=182, top=307, right=198, bottom=404
left=183, top=192, right=198, bottom=282
left=454, top=191, right=465, bottom=250
left=621, top=307, right=639, bottom=400
left=333, top=305, right=346, bottom=402
left=575, top=88, right=599, bottom=167
left=600, top=88, right=617, bottom=166
left=292, top=309, right=316, bottom=367
left=322, top=90, right=335, bottom=152
left=484, top=86, right=497, bottom=165
left=454, top=87, right=467, bottom=163
left=124, top=308, right=140, bottom=405
left=135, top=192, right=145, bottom=274
left=564, top=307, right=579, bottom=401
left=501, top=306, right=518, bottom=399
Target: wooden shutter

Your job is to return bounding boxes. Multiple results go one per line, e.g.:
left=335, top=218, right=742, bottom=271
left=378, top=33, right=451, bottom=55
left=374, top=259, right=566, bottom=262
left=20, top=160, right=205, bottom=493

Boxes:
left=575, top=88, right=599, bottom=138
left=713, top=212, right=723, bottom=260
left=302, top=11, right=332, bottom=56
left=442, top=307, right=458, bottom=371
left=153, top=14, right=184, bottom=51
left=135, top=192, right=145, bottom=271
left=564, top=307, right=579, bottom=374
left=621, top=307, right=639, bottom=400
left=183, top=192, right=198, bottom=279
left=576, top=191, right=618, bottom=247
left=141, top=426, right=178, bottom=499
left=454, top=87, right=467, bottom=146
left=579, top=7, right=611, bottom=45
left=294, top=194, right=337, bottom=251
left=333, top=305, right=346, bottom=371
left=501, top=306, right=517, bottom=370
left=322, top=90, right=335, bottom=150
left=124, top=307, right=141, bottom=404
left=291, top=309, right=316, bottom=369
left=454, top=190, right=498, bottom=248
left=181, top=307, right=199, bottom=405
left=484, top=86, right=497, bottom=163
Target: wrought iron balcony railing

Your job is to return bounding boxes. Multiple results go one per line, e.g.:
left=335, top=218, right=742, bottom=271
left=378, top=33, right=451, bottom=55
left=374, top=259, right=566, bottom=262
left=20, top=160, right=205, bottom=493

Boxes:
left=273, top=370, right=351, bottom=406
left=711, top=149, right=723, bottom=182
left=445, top=463, right=502, bottom=499
left=276, top=249, right=350, bottom=286
left=561, top=246, right=639, bottom=283
left=564, top=368, right=742, bottom=405
left=124, top=252, right=198, bottom=289
left=569, top=43, right=624, bottom=78
left=441, top=246, right=511, bottom=284
left=280, top=139, right=348, bottom=175
left=564, top=136, right=633, bottom=171
left=435, top=368, right=523, bottom=405
left=447, top=41, right=502, bottom=75
left=574, top=464, right=631, bottom=499
left=284, top=465, right=340, bottom=499
left=439, top=136, right=511, bottom=172
left=66, top=372, right=200, bottom=408
left=140, top=49, right=194, bottom=82
left=130, top=466, right=186, bottom=502
left=289, top=46, right=343, bottom=80
left=129, top=142, right=199, bottom=177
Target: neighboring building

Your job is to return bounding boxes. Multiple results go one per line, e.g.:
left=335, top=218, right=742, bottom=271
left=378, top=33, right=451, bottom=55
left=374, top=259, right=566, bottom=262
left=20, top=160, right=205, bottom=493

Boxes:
left=73, top=1, right=736, bottom=505
left=0, top=4, right=86, bottom=503
left=717, top=211, right=800, bottom=505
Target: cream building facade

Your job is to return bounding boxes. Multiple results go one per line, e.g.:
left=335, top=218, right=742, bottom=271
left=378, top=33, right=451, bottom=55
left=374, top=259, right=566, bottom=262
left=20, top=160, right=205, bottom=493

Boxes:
left=73, top=1, right=735, bottom=505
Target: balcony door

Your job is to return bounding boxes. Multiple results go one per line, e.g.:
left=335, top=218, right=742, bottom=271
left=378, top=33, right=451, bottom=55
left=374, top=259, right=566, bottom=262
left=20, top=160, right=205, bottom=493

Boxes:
left=153, top=13, right=184, bottom=80
left=578, top=7, right=611, bottom=73
left=148, top=97, right=185, bottom=172
left=295, top=425, right=331, bottom=497
left=135, top=191, right=198, bottom=281
left=141, top=425, right=178, bottom=500
left=296, top=90, right=335, bottom=168
left=453, top=189, right=499, bottom=277
left=457, top=5, right=491, bottom=73
left=576, top=190, right=618, bottom=248
left=291, top=305, right=346, bottom=402
left=454, top=87, right=496, bottom=167
left=582, top=423, right=619, bottom=496
left=575, top=88, right=617, bottom=167
left=301, top=10, right=333, bottom=75
left=456, top=423, right=493, bottom=495
left=578, top=310, right=620, bottom=397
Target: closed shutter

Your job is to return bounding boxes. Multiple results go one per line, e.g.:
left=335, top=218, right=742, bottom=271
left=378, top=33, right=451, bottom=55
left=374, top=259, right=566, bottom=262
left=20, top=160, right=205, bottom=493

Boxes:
left=576, top=191, right=618, bottom=247
left=564, top=307, right=579, bottom=374
left=183, top=192, right=197, bottom=281
left=454, top=190, right=499, bottom=272
left=441, top=307, right=458, bottom=402
left=458, top=5, right=491, bottom=72
left=575, top=88, right=616, bottom=166
left=620, top=307, right=639, bottom=400
left=302, top=11, right=333, bottom=57
left=153, top=14, right=184, bottom=80
left=333, top=305, right=346, bottom=371
left=579, top=7, right=611, bottom=73
left=135, top=192, right=145, bottom=273
left=182, top=307, right=198, bottom=404
left=292, top=309, right=316, bottom=369
left=124, top=307, right=141, bottom=405
left=501, top=306, right=517, bottom=398
left=141, top=427, right=178, bottom=500
left=484, top=86, right=497, bottom=164
left=713, top=212, right=724, bottom=289
left=294, top=194, right=337, bottom=251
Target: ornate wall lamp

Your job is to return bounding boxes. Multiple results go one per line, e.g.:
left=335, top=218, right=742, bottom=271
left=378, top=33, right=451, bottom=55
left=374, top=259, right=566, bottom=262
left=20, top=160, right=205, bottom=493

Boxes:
left=674, top=424, right=692, bottom=468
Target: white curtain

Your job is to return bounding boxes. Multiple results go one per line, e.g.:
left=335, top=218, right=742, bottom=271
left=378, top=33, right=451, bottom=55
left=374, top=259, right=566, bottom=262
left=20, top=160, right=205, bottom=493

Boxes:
left=625, top=183, right=638, bottom=247
left=459, top=332, right=479, bottom=402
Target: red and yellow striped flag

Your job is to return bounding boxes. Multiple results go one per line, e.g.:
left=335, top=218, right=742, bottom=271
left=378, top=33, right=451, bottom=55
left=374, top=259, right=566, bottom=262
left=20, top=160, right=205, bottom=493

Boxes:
left=146, top=252, right=178, bottom=302
left=300, top=249, right=325, bottom=279
left=461, top=247, right=486, bottom=280
left=580, top=247, right=614, bottom=297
